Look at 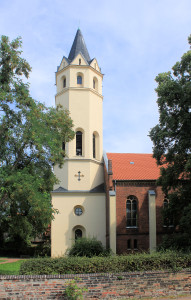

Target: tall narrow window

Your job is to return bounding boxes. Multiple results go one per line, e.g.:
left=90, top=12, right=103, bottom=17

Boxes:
left=134, top=239, right=138, bottom=249
left=77, top=75, right=82, bottom=85
left=127, top=239, right=131, bottom=250
left=63, top=77, right=66, bottom=88
left=76, top=131, right=82, bottom=156
left=62, top=142, right=65, bottom=157
left=93, top=77, right=98, bottom=91
left=93, top=134, right=96, bottom=158
left=126, top=196, right=137, bottom=227
left=79, top=58, right=81, bottom=65
left=75, top=229, right=82, bottom=241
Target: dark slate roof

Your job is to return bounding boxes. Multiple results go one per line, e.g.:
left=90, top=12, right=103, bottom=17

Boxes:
left=68, top=29, right=91, bottom=63
left=52, top=183, right=105, bottom=194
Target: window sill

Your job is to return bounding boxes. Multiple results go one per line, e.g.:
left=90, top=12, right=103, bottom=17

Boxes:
left=126, top=226, right=138, bottom=229
left=127, top=248, right=138, bottom=251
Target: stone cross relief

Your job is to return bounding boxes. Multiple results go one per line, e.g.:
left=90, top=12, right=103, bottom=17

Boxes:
left=75, top=171, right=84, bottom=181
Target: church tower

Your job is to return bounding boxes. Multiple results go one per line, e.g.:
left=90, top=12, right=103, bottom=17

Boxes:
left=51, top=29, right=106, bottom=257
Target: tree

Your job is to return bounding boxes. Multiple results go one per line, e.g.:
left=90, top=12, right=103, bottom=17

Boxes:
left=149, top=35, right=191, bottom=249
left=0, top=36, right=75, bottom=253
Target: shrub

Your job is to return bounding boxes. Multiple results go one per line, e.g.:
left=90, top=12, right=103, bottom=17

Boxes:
left=34, top=240, right=51, bottom=257
left=67, top=237, right=110, bottom=257
left=158, top=233, right=191, bottom=252
left=20, top=251, right=191, bottom=275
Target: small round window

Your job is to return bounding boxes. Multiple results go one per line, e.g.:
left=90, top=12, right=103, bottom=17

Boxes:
left=74, top=206, right=83, bottom=216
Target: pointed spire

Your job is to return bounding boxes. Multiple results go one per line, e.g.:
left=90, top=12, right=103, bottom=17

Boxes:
left=68, top=29, right=91, bottom=63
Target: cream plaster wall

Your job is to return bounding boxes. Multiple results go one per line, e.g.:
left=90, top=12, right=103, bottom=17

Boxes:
left=51, top=193, right=106, bottom=257
left=148, top=191, right=156, bottom=252
left=90, top=58, right=101, bottom=72
left=54, top=60, right=104, bottom=191
left=58, top=57, right=69, bottom=71
left=56, top=68, right=70, bottom=92
left=71, top=53, right=88, bottom=66
left=109, top=191, right=116, bottom=254
left=54, top=160, right=104, bottom=191
left=52, top=53, right=106, bottom=258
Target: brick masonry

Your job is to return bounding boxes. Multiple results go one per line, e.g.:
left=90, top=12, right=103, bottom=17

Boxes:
left=115, top=182, right=166, bottom=253
left=0, top=270, right=191, bottom=299
left=104, top=158, right=174, bottom=254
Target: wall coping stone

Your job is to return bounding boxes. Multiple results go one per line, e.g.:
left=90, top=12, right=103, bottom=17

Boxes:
left=0, top=268, right=191, bottom=280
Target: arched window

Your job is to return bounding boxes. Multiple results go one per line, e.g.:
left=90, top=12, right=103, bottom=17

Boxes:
left=63, top=77, right=66, bottom=88
left=75, top=229, right=82, bottom=241
left=76, top=131, right=82, bottom=156
left=77, top=75, right=82, bottom=85
left=93, top=77, right=98, bottom=91
left=92, top=131, right=99, bottom=159
left=126, top=195, right=137, bottom=227
left=93, top=134, right=96, bottom=158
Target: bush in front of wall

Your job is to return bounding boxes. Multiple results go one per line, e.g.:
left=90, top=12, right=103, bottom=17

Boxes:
left=67, top=237, right=111, bottom=258
left=20, top=250, right=191, bottom=275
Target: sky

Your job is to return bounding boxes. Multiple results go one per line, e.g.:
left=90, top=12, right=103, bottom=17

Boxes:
left=0, top=0, right=191, bottom=153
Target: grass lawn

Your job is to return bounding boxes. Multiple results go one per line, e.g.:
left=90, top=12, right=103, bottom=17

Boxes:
left=0, top=259, right=6, bottom=263
left=0, top=260, right=24, bottom=275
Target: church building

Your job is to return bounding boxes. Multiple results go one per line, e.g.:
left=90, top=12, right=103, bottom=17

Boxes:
left=51, top=29, right=168, bottom=257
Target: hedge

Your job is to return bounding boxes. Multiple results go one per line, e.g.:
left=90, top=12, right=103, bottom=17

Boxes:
left=20, top=251, right=191, bottom=275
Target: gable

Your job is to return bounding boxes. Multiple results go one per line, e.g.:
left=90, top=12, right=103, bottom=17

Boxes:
left=70, top=53, right=88, bottom=65
left=58, top=57, right=69, bottom=71
left=90, top=58, right=101, bottom=72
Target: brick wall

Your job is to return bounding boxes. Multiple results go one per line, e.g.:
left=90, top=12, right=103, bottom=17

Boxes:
left=115, top=181, right=169, bottom=254
left=0, top=270, right=191, bottom=299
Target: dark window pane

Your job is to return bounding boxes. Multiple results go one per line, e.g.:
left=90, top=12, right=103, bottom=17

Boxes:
left=75, top=229, right=82, bottom=241
left=134, top=239, right=137, bottom=249
left=75, top=207, right=83, bottom=216
left=77, top=75, right=82, bottom=84
left=76, top=131, right=82, bottom=155
left=132, top=200, right=137, bottom=210
left=127, top=239, right=131, bottom=249
left=93, top=134, right=95, bottom=158
left=126, top=196, right=137, bottom=227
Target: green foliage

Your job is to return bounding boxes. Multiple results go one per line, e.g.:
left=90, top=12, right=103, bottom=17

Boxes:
left=0, top=35, right=75, bottom=252
left=67, top=237, right=110, bottom=258
left=34, top=240, right=51, bottom=257
left=149, top=35, right=191, bottom=249
left=64, top=280, right=87, bottom=300
left=0, top=260, right=23, bottom=275
left=20, top=251, right=191, bottom=275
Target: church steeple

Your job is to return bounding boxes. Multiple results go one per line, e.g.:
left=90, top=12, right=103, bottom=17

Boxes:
left=68, top=29, right=91, bottom=63
left=52, top=30, right=106, bottom=258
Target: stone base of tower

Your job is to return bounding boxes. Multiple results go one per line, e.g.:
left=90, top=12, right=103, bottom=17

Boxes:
left=51, top=190, right=106, bottom=257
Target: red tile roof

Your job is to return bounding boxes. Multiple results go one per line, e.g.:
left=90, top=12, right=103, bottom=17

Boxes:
left=106, top=153, right=161, bottom=180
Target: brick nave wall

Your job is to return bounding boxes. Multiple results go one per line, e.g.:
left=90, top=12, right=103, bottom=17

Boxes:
left=0, top=270, right=191, bottom=299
